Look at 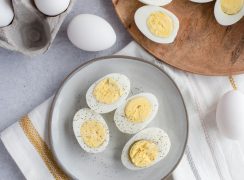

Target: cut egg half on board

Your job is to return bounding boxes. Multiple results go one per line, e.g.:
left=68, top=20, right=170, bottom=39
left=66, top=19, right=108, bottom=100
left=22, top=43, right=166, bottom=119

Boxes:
left=189, top=0, right=214, bottom=3
left=114, top=93, right=159, bottom=134
left=86, top=73, right=130, bottom=114
left=214, top=0, right=244, bottom=26
left=73, top=108, right=109, bottom=153
left=134, top=5, right=179, bottom=44
left=121, top=128, right=171, bottom=170
left=139, top=0, right=172, bottom=6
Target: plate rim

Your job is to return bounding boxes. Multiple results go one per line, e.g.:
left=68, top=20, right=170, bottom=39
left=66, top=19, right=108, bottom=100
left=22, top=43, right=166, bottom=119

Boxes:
left=48, top=55, right=189, bottom=179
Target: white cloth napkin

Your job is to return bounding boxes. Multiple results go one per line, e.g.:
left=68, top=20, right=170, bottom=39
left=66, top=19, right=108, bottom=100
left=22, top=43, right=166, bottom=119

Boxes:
left=2, top=41, right=244, bottom=180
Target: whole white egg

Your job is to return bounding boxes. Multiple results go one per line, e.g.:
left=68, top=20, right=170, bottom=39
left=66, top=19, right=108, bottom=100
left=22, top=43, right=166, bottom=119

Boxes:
left=0, top=0, right=14, bottom=28
left=34, top=0, right=70, bottom=16
left=216, top=90, right=244, bottom=139
left=67, top=14, right=116, bottom=52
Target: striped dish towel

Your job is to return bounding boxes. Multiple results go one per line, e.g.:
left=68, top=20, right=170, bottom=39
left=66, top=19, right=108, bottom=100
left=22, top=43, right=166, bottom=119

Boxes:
left=1, top=41, right=244, bottom=180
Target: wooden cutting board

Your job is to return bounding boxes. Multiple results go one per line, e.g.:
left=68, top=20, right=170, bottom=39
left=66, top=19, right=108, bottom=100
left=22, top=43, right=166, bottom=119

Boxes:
left=112, top=0, right=244, bottom=75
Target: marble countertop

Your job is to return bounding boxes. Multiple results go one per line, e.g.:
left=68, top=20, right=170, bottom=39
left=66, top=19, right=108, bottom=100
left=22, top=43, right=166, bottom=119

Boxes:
left=0, top=1, right=131, bottom=179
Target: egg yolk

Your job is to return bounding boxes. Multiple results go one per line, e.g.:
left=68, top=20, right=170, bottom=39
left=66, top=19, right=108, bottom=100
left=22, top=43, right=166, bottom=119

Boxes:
left=129, top=140, right=158, bottom=168
left=125, top=96, right=152, bottom=123
left=147, top=11, right=173, bottom=38
left=93, top=78, right=122, bottom=104
left=221, top=0, right=244, bottom=15
left=80, top=120, right=106, bottom=148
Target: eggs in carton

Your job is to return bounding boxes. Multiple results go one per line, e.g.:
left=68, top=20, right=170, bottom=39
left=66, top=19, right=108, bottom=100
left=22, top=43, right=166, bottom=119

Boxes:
left=0, top=0, right=75, bottom=56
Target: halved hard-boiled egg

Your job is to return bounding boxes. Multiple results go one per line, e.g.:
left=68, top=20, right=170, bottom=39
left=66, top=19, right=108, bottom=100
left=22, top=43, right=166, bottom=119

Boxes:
left=121, top=127, right=171, bottom=170
left=134, top=5, right=179, bottom=44
left=86, top=73, right=130, bottom=114
left=139, top=0, right=172, bottom=6
left=189, top=0, right=214, bottom=3
left=214, top=0, right=244, bottom=25
left=114, top=93, right=158, bottom=134
left=73, top=108, right=109, bottom=153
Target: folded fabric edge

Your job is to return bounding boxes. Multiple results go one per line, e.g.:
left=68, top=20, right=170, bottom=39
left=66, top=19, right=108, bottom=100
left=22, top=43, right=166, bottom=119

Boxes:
left=1, top=116, right=69, bottom=180
left=1, top=121, right=53, bottom=179
left=1, top=123, right=26, bottom=178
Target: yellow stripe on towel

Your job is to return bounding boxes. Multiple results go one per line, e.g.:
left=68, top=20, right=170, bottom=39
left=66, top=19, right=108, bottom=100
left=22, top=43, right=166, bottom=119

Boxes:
left=19, top=116, right=69, bottom=180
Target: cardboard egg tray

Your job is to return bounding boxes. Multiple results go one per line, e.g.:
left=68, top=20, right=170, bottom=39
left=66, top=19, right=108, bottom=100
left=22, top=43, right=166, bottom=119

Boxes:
left=0, top=0, right=75, bottom=56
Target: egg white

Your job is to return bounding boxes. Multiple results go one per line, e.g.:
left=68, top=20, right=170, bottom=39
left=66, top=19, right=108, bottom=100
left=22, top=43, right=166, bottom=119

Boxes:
left=139, top=0, right=172, bottom=6
left=114, top=93, right=159, bottom=134
left=134, top=5, right=179, bottom=44
left=86, top=73, right=130, bottom=114
left=214, top=0, right=244, bottom=26
left=121, top=127, right=171, bottom=170
left=73, top=108, right=109, bottom=153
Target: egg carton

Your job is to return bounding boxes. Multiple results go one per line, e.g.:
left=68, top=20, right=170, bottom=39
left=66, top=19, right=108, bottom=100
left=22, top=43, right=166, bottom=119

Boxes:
left=0, top=0, right=75, bottom=56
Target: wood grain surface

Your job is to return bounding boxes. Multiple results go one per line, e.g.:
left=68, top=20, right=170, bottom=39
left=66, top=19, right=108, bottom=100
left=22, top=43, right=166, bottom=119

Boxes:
left=112, top=0, right=244, bottom=75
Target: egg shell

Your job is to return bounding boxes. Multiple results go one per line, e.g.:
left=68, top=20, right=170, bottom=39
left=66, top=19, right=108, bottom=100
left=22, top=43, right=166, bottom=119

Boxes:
left=114, top=93, right=159, bottom=134
left=67, top=14, right=116, bottom=52
left=121, top=127, right=171, bottom=170
left=139, top=0, right=172, bottom=6
left=0, top=0, right=14, bottom=27
left=73, top=108, right=110, bottom=153
left=34, top=0, right=70, bottom=16
left=190, top=0, right=214, bottom=3
left=134, top=5, right=179, bottom=44
left=214, top=0, right=244, bottom=26
left=86, top=73, right=130, bottom=114
left=216, top=90, right=244, bottom=139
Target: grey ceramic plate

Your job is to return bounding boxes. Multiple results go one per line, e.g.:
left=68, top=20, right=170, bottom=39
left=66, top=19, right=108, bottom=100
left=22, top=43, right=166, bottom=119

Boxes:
left=49, top=55, right=188, bottom=180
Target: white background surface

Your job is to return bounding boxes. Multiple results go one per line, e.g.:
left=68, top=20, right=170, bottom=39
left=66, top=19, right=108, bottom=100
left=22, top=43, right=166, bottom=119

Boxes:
left=0, top=1, right=131, bottom=179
